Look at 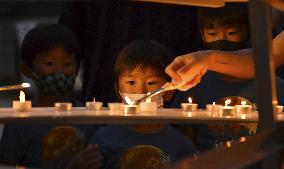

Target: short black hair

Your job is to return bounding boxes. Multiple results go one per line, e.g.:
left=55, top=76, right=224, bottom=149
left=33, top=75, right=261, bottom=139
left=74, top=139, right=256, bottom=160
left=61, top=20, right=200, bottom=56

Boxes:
left=197, top=3, right=248, bottom=29
left=21, top=24, right=80, bottom=68
left=114, top=40, right=175, bottom=82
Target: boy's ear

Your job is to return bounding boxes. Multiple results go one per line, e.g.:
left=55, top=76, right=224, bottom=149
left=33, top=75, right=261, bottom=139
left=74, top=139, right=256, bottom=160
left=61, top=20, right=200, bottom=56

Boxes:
left=163, top=90, right=174, bottom=102
left=20, top=64, right=33, bottom=79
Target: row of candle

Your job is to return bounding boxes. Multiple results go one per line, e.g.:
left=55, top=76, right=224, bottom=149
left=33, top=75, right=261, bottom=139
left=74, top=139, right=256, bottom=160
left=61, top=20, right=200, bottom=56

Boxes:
left=12, top=91, right=284, bottom=117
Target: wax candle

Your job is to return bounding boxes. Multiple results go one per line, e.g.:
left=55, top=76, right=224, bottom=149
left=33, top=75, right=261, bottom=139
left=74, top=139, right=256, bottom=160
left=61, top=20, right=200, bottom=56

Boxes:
left=235, top=101, right=252, bottom=118
left=108, top=103, right=123, bottom=112
left=86, top=98, right=103, bottom=111
left=206, top=102, right=222, bottom=117
left=123, top=96, right=139, bottom=114
left=221, top=99, right=235, bottom=117
left=13, top=90, right=32, bottom=112
left=139, top=93, right=157, bottom=112
left=54, top=103, right=72, bottom=111
left=181, top=97, right=198, bottom=112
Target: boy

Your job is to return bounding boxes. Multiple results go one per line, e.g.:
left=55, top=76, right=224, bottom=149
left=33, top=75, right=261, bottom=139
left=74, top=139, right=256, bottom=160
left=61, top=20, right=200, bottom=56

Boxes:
left=170, top=3, right=284, bottom=151
left=90, top=40, right=196, bottom=169
left=0, top=25, right=100, bottom=169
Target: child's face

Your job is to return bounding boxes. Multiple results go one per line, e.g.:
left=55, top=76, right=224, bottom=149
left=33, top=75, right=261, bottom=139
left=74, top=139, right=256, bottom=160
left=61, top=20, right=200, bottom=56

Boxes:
left=202, top=24, right=247, bottom=43
left=118, top=67, right=166, bottom=94
left=32, top=46, right=77, bottom=76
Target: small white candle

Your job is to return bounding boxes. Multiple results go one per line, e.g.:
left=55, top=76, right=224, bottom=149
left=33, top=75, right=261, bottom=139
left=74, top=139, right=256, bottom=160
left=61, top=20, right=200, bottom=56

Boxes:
left=108, top=103, right=123, bottom=112
left=86, top=98, right=103, bottom=111
left=181, top=97, right=198, bottom=112
left=13, top=90, right=32, bottom=112
left=54, top=102, right=72, bottom=111
left=221, top=99, right=235, bottom=117
left=206, top=102, right=222, bottom=117
left=123, top=96, right=139, bottom=114
left=139, top=93, right=157, bottom=112
left=235, top=101, right=252, bottom=118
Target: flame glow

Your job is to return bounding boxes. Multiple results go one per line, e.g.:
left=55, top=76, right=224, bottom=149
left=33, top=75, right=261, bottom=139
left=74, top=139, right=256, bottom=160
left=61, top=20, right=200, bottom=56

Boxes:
left=19, top=91, right=25, bottom=103
left=240, top=137, right=246, bottom=142
left=188, top=97, right=192, bottom=103
left=125, top=96, right=133, bottom=105
left=225, top=99, right=231, bottom=107
left=213, top=102, right=215, bottom=105
left=93, top=97, right=96, bottom=102
left=146, top=92, right=151, bottom=103
left=226, top=141, right=231, bottom=148
left=241, top=101, right=246, bottom=106
left=21, top=83, right=30, bottom=88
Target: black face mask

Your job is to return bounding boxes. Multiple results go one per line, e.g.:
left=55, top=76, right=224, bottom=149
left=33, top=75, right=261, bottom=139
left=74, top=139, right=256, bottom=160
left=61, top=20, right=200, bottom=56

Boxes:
left=204, top=40, right=248, bottom=51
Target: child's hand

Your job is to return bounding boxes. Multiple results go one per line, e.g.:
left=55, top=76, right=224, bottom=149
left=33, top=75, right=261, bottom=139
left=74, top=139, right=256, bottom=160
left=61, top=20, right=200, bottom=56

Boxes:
left=66, top=144, right=102, bottom=169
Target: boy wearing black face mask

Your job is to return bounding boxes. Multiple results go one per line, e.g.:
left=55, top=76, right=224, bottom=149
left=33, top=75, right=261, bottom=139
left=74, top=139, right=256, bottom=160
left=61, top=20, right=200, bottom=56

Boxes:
left=0, top=25, right=101, bottom=169
left=170, top=3, right=284, bottom=151
left=198, top=3, right=249, bottom=51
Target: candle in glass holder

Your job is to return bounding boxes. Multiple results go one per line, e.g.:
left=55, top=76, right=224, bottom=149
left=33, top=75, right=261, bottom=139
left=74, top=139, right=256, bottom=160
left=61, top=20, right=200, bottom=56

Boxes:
left=181, top=97, right=198, bottom=112
left=54, top=103, right=72, bottom=111
left=86, top=98, right=103, bottom=111
left=235, top=101, right=252, bottom=117
left=13, top=91, right=32, bottom=112
left=139, top=94, right=157, bottom=112
left=123, top=96, right=139, bottom=114
left=221, top=99, right=235, bottom=117
left=206, top=102, right=222, bottom=116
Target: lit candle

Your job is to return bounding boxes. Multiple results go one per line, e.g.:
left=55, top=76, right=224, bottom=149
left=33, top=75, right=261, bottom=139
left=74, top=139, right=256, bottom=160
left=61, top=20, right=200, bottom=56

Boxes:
left=206, top=101, right=222, bottom=117
left=13, top=90, right=32, bottom=112
left=139, top=93, right=158, bottom=112
left=235, top=101, right=252, bottom=118
left=123, top=96, right=139, bottom=114
left=181, top=97, right=198, bottom=112
left=86, top=98, right=103, bottom=111
left=54, top=102, right=72, bottom=111
left=221, top=99, right=235, bottom=117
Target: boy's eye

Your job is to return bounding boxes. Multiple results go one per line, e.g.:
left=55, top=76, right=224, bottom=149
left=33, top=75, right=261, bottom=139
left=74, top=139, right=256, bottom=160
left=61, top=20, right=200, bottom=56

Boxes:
left=147, top=81, right=158, bottom=85
left=228, top=31, right=239, bottom=35
left=126, top=81, right=135, bottom=85
left=206, top=29, right=217, bottom=36
left=208, top=32, right=216, bottom=36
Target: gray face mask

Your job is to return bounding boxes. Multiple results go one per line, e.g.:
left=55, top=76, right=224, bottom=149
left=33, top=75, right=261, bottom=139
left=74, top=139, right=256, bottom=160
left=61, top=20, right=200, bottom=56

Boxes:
left=121, top=92, right=164, bottom=108
left=31, top=72, right=76, bottom=96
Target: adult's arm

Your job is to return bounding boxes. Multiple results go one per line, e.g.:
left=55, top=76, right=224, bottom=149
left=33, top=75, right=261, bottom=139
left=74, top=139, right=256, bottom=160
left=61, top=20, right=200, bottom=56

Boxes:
left=165, top=31, right=284, bottom=91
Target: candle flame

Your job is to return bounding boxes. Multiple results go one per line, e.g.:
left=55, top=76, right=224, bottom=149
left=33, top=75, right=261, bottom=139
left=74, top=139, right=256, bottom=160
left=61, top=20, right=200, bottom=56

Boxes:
left=93, top=97, right=96, bottom=102
left=125, top=96, right=133, bottom=105
left=241, top=101, right=246, bottom=106
left=188, top=97, right=192, bottom=103
left=225, top=99, right=231, bottom=106
left=21, top=83, right=30, bottom=88
left=19, top=90, right=25, bottom=103
left=213, top=102, right=215, bottom=105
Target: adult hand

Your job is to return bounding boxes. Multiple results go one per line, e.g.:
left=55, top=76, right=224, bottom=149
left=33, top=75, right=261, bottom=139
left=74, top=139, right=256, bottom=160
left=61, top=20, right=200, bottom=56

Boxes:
left=165, top=50, right=215, bottom=91
left=66, top=144, right=102, bottom=169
